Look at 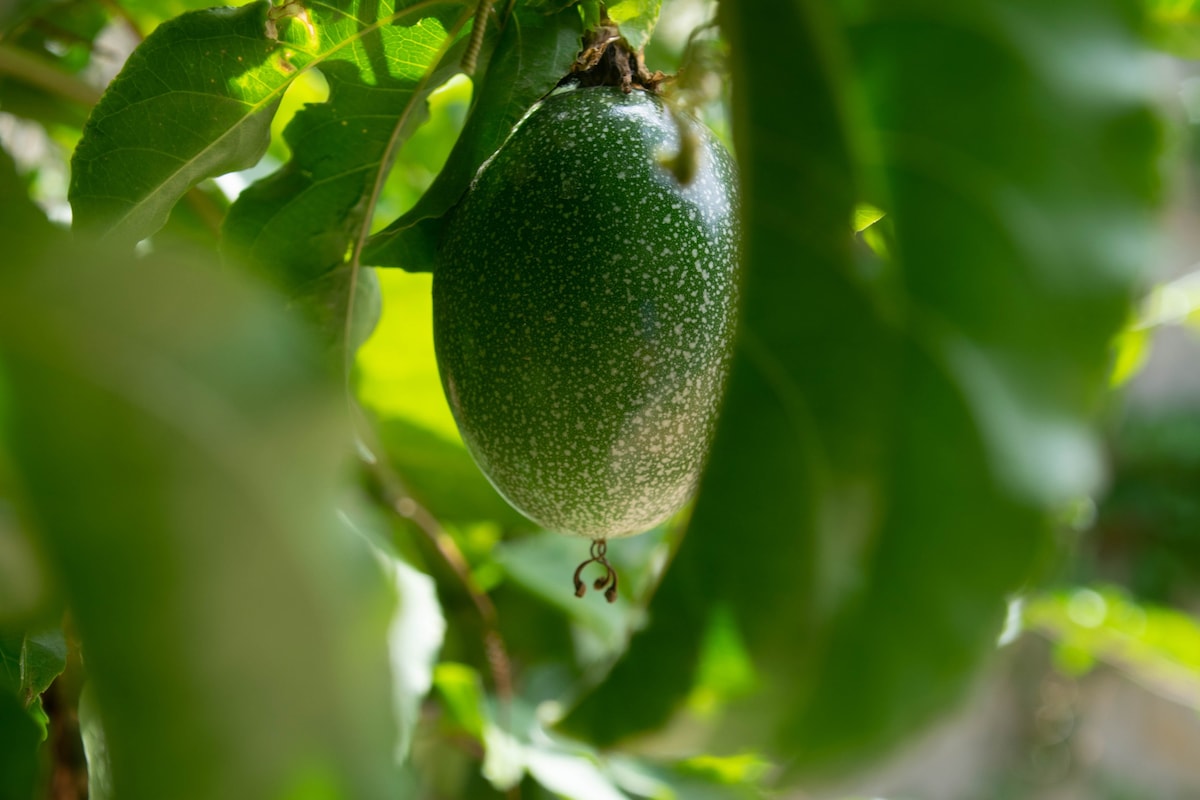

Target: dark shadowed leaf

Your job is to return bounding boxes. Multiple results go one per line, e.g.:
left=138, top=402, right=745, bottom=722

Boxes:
left=0, top=147, right=56, bottom=265
left=565, top=0, right=1159, bottom=775
left=605, top=0, right=661, bottom=50
left=365, top=6, right=582, bottom=271
left=0, top=689, right=40, bottom=800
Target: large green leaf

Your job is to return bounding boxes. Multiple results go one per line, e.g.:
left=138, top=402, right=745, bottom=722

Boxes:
left=566, top=0, right=1160, bottom=775
left=365, top=5, right=582, bottom=271
left=68, top=0, right=465, bottom=247
left=0, top=242, right=406, bottom=800
left=69, top=1, right=280, bottom=244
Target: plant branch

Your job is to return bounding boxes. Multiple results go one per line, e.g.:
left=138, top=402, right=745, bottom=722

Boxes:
left=353, top=403, right=514, bottom=704
left=341, top=6, right=473, bottom=380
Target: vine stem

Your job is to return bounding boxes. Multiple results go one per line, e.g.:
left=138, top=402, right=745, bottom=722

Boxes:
left=461, top=0, right=495, bottom=75
left=353, top=403, right=515, bottom=709
left=341, top=5, right=473, bottom=380
left=337, top=4, right=517, bottom=776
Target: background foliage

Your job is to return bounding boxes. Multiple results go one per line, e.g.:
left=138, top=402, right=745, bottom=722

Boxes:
left=2, top=0, right=1199, bottom=798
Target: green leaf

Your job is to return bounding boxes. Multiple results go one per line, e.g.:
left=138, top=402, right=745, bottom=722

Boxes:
left=290, top=264, right=383, bottom=363
left=606, top=0, right=661, bottom=50
left=367, top=534, right=445, bottom=761
left=220, top=6, right=470, bottom=287
left=78, top=684, right=112, bottom=800
left=365, top=6, right=582, bottom=271
left=68, top=0, right=465, bottom=248
left=1145, top=0, right=1200, bottom=56
left=434, top=662, right=487, bottom=739
left=0, top=689, right=40, bottom=800
left=566, top=0, right=1160, bottom=775
left=0, top=242, right=406, bottom=800
left=0, top=631, right=66, bottom=712
left=0, top=146, right=56, bottom=264
left=376, top=417, right=529, bottom=528
left=68, top=1, right=282, bottom=244
left=1027, top=587, right=1200, bottom=699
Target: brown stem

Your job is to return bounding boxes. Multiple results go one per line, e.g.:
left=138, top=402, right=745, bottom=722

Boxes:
left=461, top=0, right=494, bottom=76
left=353, top=404, right=515, bottom=705
left=572, top=539, right=619, bottom=603
left=566, top=21, right=664, bottom=93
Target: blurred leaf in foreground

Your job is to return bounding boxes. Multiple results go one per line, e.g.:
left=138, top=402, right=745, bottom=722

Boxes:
left=567, top=0, right=1160, bottom=775
left=0, top=687, right=40, bottom=800
left=1145, top=0, right=1200, bottom=57
left=0, top=241, right=406, bottom=800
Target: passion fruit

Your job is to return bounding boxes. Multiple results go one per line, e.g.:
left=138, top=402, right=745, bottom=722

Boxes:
left=433, top=84, right=738, bottom=544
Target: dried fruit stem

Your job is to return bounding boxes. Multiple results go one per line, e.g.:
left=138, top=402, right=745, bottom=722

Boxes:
left=566, top=21, right=664, bottom=93
left=572, top=539, right=620, bottom=603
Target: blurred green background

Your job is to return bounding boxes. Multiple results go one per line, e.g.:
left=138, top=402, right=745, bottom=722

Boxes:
left=3, top=0, right=1200, bottom=798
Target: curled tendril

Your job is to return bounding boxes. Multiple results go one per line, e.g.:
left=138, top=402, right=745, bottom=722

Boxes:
left=572, top=539, right=619, bottom=603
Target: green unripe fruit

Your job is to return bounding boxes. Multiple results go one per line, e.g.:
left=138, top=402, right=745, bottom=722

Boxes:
left=433, top=85, right=739, bottom=539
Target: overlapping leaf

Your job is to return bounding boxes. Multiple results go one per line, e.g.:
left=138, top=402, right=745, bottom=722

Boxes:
left=365, top=5, right=582, bottom=270
left=0, top=631, right=66, bottom=737
left=69, top=0, right=466, bottom=249
left=220, top=4, right=469, bottom=285
left=567, top=0, right=1160, bottom=775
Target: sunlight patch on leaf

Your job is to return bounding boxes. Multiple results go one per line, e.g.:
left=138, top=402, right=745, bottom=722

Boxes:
left=852, top=202, right=884, bottom=232
left=1145, top=0, right=1200, bottom=57
left=364, top=530, right=446, bottom=763
left=433, top=662, right=487, bottom=739
left=606, top=0, right=662, bottom=50
left=688, top=604, right=757, bottom=716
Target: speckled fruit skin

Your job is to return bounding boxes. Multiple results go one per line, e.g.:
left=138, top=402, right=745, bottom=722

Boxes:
left=433, top=85, right=739, bottom=539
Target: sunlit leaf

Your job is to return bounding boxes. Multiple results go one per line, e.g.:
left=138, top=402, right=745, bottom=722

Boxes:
left=1027, top=587, right=1200, bottom=708
left=0, top=689, right=40, bottom=800
left=852, top=202, right=883, bottom=232
left=433, top=662, right=487, bottom=739
left=1145, top=0, right=1200, bottom=56
left=606, top=0, right=662, bottom=50
left=220, top=7, right=469, bottom=287
left=69, top=0, right=465, bottom=250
